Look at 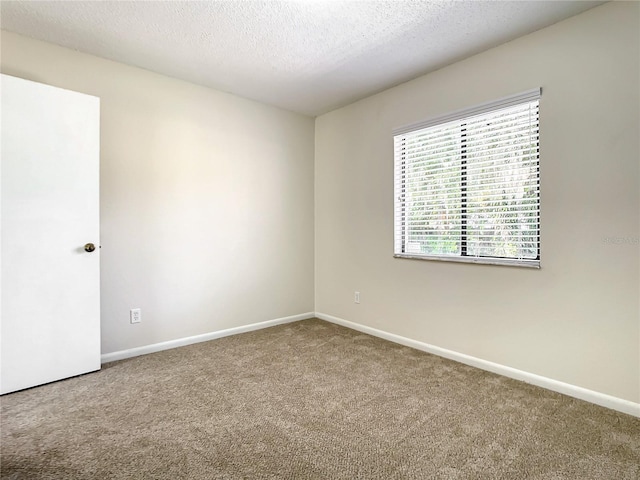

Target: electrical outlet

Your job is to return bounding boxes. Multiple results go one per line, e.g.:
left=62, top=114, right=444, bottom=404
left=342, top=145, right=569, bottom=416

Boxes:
left=130, top=308, right=141, bottom=324
left=354, top=291, right=360, bottom=304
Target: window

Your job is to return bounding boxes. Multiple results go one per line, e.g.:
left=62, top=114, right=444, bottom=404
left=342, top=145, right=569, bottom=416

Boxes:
left=393, top=89, right=540, bottom=268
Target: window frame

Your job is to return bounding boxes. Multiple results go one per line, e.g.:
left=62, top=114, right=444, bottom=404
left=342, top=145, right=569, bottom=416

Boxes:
left=393, top=89, right=541, bottom=268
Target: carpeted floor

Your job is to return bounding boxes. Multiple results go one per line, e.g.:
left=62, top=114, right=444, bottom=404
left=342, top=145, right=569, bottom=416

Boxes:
left=1, top=318, right=638, bottom=479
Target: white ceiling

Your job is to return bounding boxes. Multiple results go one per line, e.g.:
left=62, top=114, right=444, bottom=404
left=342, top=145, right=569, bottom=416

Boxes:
left=0, top=1, right=605, bottom=116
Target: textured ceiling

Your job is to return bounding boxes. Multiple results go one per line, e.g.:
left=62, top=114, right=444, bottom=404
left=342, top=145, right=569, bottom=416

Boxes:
left=0, top=1, right=605, bottom=116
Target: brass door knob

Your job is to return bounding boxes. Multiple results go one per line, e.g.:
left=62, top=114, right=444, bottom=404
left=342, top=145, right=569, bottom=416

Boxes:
left=84, top=243, right=96, bottom=252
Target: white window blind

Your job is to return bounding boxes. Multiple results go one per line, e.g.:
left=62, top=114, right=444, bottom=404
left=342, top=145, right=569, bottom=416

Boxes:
left=393, top=89, right=540, bottom=268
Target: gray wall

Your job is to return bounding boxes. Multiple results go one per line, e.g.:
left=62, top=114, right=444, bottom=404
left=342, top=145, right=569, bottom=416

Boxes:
left=315, top=2, right=639, bottom=403
left=1, top=31, right=316, bottom=354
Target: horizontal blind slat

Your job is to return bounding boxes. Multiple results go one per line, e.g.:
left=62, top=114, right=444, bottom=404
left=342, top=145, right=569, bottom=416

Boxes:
left=393, top=88, right=540, bottom=135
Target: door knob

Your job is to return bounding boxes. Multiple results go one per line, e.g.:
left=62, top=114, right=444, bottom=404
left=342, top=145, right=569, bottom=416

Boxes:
left=84, top=243, right=96, bottom=252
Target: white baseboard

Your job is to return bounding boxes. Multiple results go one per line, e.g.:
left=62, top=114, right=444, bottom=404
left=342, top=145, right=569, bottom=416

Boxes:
left=101, top=312, right=315, bottom=364
left=315, top=312, right=640, bottom=418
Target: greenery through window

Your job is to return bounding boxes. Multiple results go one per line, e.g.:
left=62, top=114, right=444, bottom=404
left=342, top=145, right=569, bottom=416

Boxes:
left=393, top=91, right=540, bottom=267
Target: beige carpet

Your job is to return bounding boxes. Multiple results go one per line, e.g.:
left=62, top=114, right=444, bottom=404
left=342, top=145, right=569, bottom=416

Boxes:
left=1, top=319, right=638, bottom=479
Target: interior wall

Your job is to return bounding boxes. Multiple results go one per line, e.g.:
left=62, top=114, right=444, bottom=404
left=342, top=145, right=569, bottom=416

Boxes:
left=1, top=31, right=315, bottom=355
left=315, top=1, right=639, bottom=403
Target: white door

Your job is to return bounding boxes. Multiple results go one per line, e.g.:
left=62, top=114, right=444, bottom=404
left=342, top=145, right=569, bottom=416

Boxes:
left=0, top=74, right=100, bottom=395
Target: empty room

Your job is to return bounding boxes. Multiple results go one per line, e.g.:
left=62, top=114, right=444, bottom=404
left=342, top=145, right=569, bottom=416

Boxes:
left=1, top=1, right=638, bottom=478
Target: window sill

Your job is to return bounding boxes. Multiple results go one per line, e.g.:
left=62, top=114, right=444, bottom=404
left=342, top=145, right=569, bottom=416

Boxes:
left=393, top=254, right=540, bottom=269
